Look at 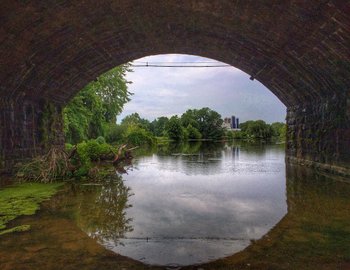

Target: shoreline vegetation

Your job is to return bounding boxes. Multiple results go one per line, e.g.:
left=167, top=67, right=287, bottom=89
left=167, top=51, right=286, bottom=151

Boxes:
left=61, top=64, right=285, bottom=167
left=1, top=64, right=286, bottom=236
left=59, top=63, right=286, bottom=181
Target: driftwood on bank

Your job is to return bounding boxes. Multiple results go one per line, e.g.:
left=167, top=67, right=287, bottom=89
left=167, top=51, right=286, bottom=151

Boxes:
left=16, top=143, right=139, bottom=182
left=112, top=145, right=139, bottom=166
left=16, top=147, right=71, bottom=182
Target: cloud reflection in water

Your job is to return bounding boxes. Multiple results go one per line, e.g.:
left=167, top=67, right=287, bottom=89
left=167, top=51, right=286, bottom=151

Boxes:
left=106, top=142, right=287, bottom=265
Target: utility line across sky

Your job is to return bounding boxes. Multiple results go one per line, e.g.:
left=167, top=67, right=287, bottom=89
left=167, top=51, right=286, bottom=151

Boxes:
left=131, top=61, right=231, bottom=68
left=130, top=64, right=231, bottom=68
left=130, top=61, right=231, bottom=68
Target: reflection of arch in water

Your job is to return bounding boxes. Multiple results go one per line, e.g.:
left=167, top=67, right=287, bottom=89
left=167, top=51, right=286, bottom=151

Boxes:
left=1, top=162, right=348, bottom=269
left=38, top=161, right=350, bottom=269
left=181, top=164, right=350, bottom=269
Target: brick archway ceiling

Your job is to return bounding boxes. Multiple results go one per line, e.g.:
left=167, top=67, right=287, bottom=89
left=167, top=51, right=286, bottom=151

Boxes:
left=1, top=0, right=349, bottom=107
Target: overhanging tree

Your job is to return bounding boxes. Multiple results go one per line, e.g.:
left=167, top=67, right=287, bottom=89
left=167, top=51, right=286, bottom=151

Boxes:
left=64, top=64, right=132, bottom=144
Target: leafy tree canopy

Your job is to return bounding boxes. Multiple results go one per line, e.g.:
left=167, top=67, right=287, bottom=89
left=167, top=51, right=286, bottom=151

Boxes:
left=120, top=113, right=151, bottom=131
left=150, top=116, right=169, bottom=137
left=181, top=107, right=224, bottom=139
left=165, top=116, right=184, bottom=141
left=64, top=64, right=132, bottom=144
left=239, top=120, right=273, bottom=139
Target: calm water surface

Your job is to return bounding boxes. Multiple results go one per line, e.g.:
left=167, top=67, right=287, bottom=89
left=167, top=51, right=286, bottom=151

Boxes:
left=1, top=141, right=350, bottom=270
left=108, top=142, right=287, bottom=265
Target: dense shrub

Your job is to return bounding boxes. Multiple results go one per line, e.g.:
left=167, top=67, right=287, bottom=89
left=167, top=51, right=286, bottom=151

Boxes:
left=240, top=120, right=273, bottom=139
left=96, top=136, right=106, bottom=144
left=186, top=124, right=202, bottom=140
left=124, top=125, right=154, bottom=146
left=165, top=116, right=184, bottom=141
left=77, top=139, right=114, bottom=165
left=105, top=124, right=127, bottom=143
left=65, top=143, right=74, bottom=152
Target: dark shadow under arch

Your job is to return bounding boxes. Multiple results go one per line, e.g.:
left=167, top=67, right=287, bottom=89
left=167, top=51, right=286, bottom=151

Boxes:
left=0, top=1, right=349, bottom=174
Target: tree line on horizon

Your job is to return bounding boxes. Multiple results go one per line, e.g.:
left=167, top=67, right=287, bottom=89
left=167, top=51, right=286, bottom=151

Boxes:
left=63, top=64, right=286, bottom=147
left=16, top=64, right=286, bottom=181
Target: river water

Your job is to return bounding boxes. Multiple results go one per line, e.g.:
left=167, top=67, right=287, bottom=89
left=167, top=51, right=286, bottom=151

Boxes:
left=109, top=141, right=287, bottom=265
left=1, top=141, right=350, bottom=270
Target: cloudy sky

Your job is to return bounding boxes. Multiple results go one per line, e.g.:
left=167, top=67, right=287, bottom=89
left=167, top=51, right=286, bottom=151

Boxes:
left=118, top=54, right=286, bottom=123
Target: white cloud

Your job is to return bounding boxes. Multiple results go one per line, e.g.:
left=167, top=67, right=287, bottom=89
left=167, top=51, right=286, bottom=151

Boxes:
left=119, top=54, right=286, bottom=123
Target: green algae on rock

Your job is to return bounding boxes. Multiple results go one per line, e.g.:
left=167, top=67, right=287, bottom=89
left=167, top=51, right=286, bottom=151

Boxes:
left=0, top=225, right=31, bottom=236
left=0, top=183, right=63, bottom=234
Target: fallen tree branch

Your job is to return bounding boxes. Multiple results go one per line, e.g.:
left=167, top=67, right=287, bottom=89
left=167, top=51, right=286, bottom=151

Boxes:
left=112, top=144, right=128, bottom=165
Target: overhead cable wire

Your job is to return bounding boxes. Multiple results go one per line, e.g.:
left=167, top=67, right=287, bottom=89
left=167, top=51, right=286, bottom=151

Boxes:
left=130, top=64, right=231, bottom=68
left=133, top=61, right=225, bottom=64
left=130, top=60, right=231, bottom=68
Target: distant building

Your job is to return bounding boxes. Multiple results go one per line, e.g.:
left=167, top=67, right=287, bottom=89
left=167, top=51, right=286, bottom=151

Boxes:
left=223, top=115, right=240, bottom=130
left=223, top=117, right=231, bottom=129
left=231, top=115, right=236, bottom=129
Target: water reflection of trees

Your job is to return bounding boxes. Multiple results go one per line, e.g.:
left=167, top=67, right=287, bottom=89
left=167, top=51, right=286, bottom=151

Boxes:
left=156, top=141, right=203, bottom=155
left=142, top=142, right=227, bottom=175
left=228, top=140, right=267, bottom=156
left=74, top=173, right=133, bottom=245
left=133, top=141, right=284, bottom=176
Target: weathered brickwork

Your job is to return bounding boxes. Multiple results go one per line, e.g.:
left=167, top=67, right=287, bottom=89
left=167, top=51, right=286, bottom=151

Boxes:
left=286, top=95, right=350, bottom=176
left=0, top=99, right=64, bottom=172
left=0, top=1, right=349, bottom=173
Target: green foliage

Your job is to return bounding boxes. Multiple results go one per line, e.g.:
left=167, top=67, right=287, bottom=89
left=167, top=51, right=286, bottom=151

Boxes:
left=0, top=225, right=31, bottom=236
left=186, top=124, right=202, bottom=140
left=65, top=143, right=74, bottom=152
left=232, top=130, right=245, bottom=139
left=96, top=136, right=106, bottom=144
left=165, top=116, right=184, bottom=141
left=181, top=107, right=224, bottom=139
left=105, top=124, right=127, bottom=144
left=226, top=130, right=245, bottom=140
left=148, top=107, right=225, bottom=141
left=124, top=125, right=154, bottom=146
left=73, top=139, right=115, bottom=177
left=64, top=64, right=132, bottom=144
left=271, top=122, right=286, bottom=141
left=226, top=130, right=234, bottom=141
left=94, top=64, right=133, bottom=122
left=150, top=116, right=169, bottom=136
left=77, top=140, right=114, bottom=164
left=121, top=112, right=151, bottom=131
left=181, top=109, right=200, bottom=129
left=0, top=183, right=62, bottom=235
left=226, top=121, right=286, bottom=141
left=64, top=86, right=104, bottom=144
left=279, top=124, right=287, bottom=141
left=240, top=120, right=274, bottom=139
left=182, top=126, right=189, bottom=141
left=120, top=112, right=142, bottom=126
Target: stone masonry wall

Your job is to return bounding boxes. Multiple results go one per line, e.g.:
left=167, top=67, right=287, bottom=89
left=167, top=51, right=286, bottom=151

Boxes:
left=0, top=98, right=64, bottom=173
left=1, top=1, right=349, bottom=174
left=286, top=95, right=350, bottom=176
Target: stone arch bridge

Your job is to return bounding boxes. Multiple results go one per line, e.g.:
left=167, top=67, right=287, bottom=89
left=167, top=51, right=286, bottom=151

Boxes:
left=1, top=0, right=349, bottom=174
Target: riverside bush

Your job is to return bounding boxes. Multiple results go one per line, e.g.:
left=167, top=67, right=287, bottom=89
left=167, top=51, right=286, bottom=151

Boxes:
left=125, top=125, right=154, bottom=146
left=77, top=140, right=114, bottom=164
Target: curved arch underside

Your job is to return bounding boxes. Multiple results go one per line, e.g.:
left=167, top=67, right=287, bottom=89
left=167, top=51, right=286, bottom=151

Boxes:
left=0, top=0, right=349, bottom=174
left=1, top=0, right=349, bottom=106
